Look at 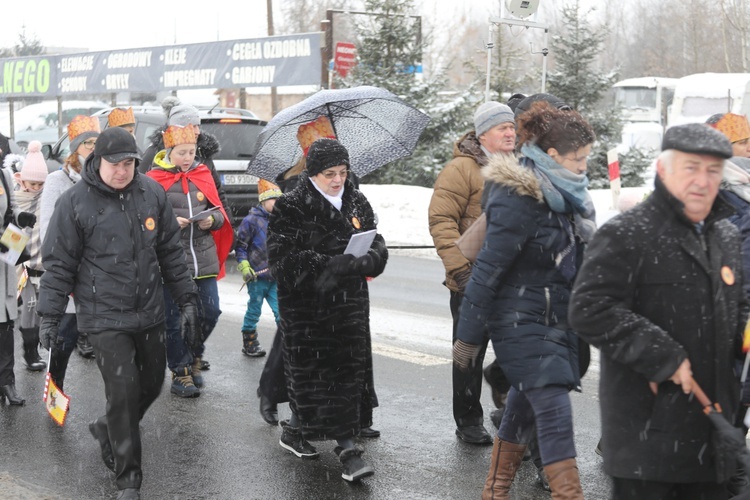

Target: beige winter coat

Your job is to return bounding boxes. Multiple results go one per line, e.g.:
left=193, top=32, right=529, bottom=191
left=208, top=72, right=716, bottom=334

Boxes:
left=428, top=132, right=488, bottom=292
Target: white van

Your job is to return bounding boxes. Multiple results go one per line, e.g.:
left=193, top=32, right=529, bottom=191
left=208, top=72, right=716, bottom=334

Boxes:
left=614, top=77, right=678, bottom=152
left=668, top=73, right=750, bottom=127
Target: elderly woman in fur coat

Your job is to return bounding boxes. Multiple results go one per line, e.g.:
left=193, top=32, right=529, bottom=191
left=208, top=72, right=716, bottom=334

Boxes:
left=454, top=102, right=595, bottom=499
left=268, top=138, right=387, bottom=483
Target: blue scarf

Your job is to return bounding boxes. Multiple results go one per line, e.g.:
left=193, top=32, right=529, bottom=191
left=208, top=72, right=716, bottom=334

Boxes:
left=520, top=143, right=592, bottom=215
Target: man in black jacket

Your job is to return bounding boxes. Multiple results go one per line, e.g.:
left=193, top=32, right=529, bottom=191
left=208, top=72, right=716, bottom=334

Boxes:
left=570, top=124, right=747, bottom=498
left=37, top=127, right=200, bottom=500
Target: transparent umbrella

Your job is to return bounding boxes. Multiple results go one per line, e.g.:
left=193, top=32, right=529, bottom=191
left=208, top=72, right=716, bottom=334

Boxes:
left=247, top=86, right=430, bottom=181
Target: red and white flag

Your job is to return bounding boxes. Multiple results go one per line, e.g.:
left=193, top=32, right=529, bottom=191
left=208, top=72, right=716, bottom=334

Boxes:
left=607, top=148, right=621, bottom=210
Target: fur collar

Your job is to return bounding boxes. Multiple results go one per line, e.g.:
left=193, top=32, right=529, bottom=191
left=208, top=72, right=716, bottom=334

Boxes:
left=481, top=153, right=543, bottom=202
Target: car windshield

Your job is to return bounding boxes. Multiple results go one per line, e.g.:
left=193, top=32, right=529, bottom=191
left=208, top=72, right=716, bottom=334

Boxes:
left=615, top=87, right=657, bottom=109
left=201, top=121, right=262, bottom=160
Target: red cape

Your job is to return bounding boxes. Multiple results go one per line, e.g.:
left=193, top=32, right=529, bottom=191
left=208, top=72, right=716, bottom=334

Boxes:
left=147, top=164, right=233, bottom=280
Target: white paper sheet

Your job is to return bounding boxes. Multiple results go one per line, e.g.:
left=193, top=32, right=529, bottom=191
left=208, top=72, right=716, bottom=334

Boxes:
left=343, top=229, right=377, bottom=257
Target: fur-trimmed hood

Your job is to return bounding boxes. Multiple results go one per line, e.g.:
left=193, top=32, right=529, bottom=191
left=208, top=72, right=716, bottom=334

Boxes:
left=481, top=153, right=543, bottom=202
left=147, top=125, right=221, bottom=160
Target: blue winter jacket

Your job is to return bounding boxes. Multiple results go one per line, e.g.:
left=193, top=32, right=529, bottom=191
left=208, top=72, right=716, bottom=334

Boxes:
left=456, top=153, right=583, bottom=391
left=235, top=205, right=274, bottom=281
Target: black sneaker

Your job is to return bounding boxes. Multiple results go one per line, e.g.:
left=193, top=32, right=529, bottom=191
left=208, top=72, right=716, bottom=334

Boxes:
left=88, top=419, right=115, bottom=472
left=279, top=420, right=319, bottom=459
left=335, top=446, right=374, bottom=482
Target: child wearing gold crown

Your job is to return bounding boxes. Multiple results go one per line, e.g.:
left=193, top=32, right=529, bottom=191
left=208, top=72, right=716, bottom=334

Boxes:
left=146, top=124, right=234, bottom=398
left=234, top=179, right=282, bottom=357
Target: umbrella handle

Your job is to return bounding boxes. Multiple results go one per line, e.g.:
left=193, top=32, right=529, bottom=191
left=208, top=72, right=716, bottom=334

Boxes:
left=690, top=377, right=721, bottom=414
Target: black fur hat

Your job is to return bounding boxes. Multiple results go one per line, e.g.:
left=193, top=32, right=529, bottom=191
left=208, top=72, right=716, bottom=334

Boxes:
left=305, top=138, right=350, bottom=177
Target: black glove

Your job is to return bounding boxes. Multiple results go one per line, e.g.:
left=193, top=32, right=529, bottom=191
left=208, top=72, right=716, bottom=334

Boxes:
left=0, top=242, right=7, bottom=253
left=40, top=315, right=61, bottom=350
left=180, top=301, right=201, bottom=351
left=17, top=212, right=36, bottom=229
left=352, top=254, right=377, bottom=275
left=328, top=254, right=356, bottom=275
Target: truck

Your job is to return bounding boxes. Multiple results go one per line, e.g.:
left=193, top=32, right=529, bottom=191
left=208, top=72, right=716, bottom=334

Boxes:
left=613, top=77, right=678, bottom=152
left=668, top=72, right=750, bottom=127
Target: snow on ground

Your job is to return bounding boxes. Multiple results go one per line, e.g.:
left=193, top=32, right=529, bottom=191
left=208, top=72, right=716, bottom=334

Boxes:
left=360, top=183, right=652, bottom=257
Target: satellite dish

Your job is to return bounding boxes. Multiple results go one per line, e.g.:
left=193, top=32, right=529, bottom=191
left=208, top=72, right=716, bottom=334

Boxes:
left=505, top=0, right=540, bottom=19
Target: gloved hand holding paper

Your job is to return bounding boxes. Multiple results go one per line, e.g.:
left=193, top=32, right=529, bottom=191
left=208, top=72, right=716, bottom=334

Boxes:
left=188, top=206, right=221, bottom=222
left=343, top=229, right=376, bottom=258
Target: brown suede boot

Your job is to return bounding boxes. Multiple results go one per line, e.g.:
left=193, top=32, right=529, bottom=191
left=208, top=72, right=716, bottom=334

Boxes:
left=481, top=438, right=527, bottom=500
left=544, top=458, right=584, bottom=499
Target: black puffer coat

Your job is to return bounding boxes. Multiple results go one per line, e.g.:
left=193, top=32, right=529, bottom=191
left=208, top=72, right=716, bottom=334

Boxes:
left=268, top=172, right=387, bottom=441
left=457, top=153, right=583, bottom=391
left=38, top=155, right=196, bottom=334
left=569, top=176, right=748, bottom=484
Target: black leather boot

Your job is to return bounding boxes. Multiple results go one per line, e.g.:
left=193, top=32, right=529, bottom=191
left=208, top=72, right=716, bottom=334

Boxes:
left=0, top=384, right=25, bottom=405
left=21, top=328, right=46, bottom=372
left=257, top=387, right=278, bottom=425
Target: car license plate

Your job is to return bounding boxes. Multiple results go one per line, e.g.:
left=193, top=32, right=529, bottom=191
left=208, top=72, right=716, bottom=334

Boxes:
left=223, top=174, right=258, bottom=185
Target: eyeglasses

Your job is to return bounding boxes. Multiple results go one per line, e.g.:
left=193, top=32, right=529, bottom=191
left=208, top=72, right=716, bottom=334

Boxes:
left=81, top=139, right=97, bottom=149
left=321, top=169, right=349, bottom=180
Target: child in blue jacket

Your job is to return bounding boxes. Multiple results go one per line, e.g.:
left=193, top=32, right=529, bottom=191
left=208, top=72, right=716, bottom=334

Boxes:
left=235, top=180, right=282, bottom=356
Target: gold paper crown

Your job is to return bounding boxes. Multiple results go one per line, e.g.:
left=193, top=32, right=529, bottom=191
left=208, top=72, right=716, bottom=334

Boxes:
left=713, top=113, right=750, bottom=144
left=258, top=179, right=283, bottom=202
left=108, top=107, right=136, bottom=128
left=297, top=116, right=336, bottom=155
left=163, top=125, right=197, bottom=149
left=67, top=115, right=101, bottom=141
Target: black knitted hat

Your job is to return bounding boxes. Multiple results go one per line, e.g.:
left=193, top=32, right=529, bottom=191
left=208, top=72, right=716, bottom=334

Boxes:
left=305, top=138, right=350, bottom=177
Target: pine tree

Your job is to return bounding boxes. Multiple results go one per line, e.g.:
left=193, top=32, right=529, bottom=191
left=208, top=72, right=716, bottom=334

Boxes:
left=14, top=26, right=44, bottom=57
left=340, top=0, right=477, bottom=187
left=547, top=1, right=648, bottom=188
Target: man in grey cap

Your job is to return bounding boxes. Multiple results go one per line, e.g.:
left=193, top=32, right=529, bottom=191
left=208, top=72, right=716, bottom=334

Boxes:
left=38, top=127, right=200, bottom=500
left=570, top=123, right=747, bottom=498
left=428, top=101, right=516, bottom=444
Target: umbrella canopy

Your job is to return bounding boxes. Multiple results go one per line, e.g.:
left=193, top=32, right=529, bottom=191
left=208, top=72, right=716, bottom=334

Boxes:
left=247, top=86, right=430, bottom=181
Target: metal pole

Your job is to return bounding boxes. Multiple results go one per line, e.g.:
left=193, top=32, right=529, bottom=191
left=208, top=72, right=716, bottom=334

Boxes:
left=267, top=0, right=279, bottom=115
left=541, top=29, right=549, bottom=93
left=8, top=100, right=14, bottom=141
left=57, top=96, right=63, bottom=140
left=485, top=24, right=495, bottom=103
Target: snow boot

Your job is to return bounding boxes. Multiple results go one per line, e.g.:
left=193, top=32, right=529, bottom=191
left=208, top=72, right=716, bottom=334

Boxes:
left=191, top=356, right=204, bottom=388
left=544, top=458, right=583, bottom=499
left=21, top=328, right=46, bottom=371
left=335, top=445, right=374, bottom=482
left=242, top=330, right=266, bottom=357
left=482, top=438, right=527, bottom=500
left=171, top=366, right=200, bottom=398
left=279, top=420, right=319, bottom=459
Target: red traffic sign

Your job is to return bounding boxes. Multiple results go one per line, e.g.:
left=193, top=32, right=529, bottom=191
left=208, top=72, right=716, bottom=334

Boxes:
left=334, top=42, right=357, bottom=78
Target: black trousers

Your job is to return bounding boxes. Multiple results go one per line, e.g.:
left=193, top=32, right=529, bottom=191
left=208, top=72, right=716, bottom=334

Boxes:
left=258, top=325, right=289, bottom=405
left=0, top=321, right=15, bottom=386
left=611, top=477, right=728, bottom=500
left=88, top=325, right=165, bottom=491
left=451, top=290, right=493, bottom=427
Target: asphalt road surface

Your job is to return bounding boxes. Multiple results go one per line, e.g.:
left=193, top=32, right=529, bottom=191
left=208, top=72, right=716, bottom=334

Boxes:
left=0, top=254, right=610, bottom=499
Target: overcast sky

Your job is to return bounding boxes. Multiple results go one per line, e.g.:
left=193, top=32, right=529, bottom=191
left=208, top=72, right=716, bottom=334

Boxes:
left=3, top=1, right=545, bottom=53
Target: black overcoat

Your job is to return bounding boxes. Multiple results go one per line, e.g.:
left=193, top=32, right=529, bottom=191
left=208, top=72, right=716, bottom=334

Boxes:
left=268, top=173, right=387, bottom=441
left=569, top=176, right=748, bottom=483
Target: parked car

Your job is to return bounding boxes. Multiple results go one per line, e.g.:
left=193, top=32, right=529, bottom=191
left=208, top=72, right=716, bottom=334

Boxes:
left=12, top=100, right=109, bottom=150
left=43, top=106, right=267, bottom=226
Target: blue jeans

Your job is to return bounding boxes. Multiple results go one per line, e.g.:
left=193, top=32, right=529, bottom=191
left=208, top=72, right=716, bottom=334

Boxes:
left=497, top=385, right=576, bottom=466
left=242, top=280, right=280, bottom=332
left=164, top=277, right=221, bottom=371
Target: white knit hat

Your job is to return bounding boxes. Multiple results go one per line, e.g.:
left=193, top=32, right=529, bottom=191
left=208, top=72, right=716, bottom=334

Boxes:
left=19, top=141, right=48, bottom=183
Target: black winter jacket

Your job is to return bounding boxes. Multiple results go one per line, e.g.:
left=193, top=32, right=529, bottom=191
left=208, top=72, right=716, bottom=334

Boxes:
left=457, top=153, right=583, bottom=391
left=570, top=176, right=748, bottom=484
left=38, top=155, right=196, bottom=334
